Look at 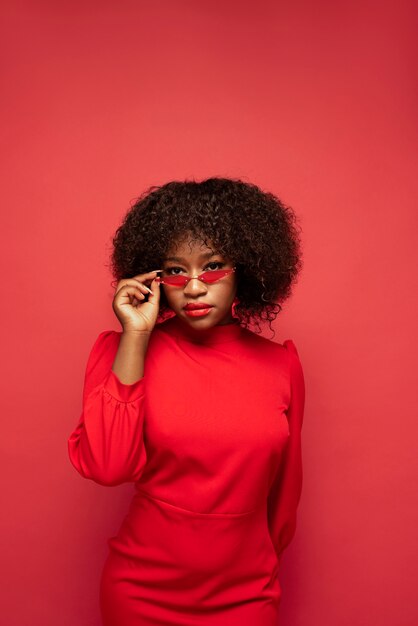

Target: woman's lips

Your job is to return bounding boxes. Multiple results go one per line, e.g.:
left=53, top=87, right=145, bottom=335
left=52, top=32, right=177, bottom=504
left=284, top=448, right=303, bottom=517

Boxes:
left=183, top=303, right=213, bottom=310
left=184, top=307, right=213, bottom=317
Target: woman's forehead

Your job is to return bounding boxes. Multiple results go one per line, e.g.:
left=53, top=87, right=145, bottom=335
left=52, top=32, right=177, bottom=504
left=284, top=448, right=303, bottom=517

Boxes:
left=165, top=236, right=218, bottom=258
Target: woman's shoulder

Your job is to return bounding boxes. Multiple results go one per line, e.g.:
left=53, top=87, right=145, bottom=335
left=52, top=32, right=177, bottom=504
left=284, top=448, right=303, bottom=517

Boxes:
left=91, top=320, right=172, bottom=345
left=239, top=325, right=291, bottom=352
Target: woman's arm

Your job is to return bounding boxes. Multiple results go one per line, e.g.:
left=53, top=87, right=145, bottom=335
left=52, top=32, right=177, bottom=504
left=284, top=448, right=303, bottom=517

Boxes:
left=67, top=330, right=149, bottom=486
left=267, top=339, right=306, bottom=562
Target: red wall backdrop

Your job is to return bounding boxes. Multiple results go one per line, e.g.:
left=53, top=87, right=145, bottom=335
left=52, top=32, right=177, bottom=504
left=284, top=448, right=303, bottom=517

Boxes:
left=1, top=1, right=417, bottom=625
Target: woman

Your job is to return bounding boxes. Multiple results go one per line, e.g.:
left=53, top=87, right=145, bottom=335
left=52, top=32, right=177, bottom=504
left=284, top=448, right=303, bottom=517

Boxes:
left=68, top=177, right=305, bottom=625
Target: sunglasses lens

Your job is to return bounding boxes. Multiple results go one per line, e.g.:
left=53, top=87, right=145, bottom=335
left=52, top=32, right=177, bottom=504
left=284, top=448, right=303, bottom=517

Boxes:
left=200, top=270, right=231, bottom=283
left=160, top=275, right=187, bottom=286
left=158, top=269, right=233, bottom=286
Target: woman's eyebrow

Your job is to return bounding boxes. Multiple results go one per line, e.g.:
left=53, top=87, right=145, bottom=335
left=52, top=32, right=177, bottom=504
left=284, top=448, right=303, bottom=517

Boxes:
left=164, top=252, right=218, bottom=262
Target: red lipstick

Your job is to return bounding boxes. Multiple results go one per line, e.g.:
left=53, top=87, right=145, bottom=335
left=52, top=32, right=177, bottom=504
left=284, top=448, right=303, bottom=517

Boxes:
left=183, top=303, right=213, bottom=317
left=183, top=303, right=213, bottom=310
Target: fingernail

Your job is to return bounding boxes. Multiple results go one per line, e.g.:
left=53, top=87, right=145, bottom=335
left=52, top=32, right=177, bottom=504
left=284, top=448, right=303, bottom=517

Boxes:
left=145, top=286, right=153, bottom=294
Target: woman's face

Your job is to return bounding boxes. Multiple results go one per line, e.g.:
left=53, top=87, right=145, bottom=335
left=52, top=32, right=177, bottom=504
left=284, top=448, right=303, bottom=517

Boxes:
left=160, top=236, right=238, bottom=328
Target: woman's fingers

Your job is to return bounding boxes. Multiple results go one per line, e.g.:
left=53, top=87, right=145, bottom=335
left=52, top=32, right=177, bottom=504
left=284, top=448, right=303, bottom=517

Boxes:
left=112, top=270, right=162, bottom=333
left=114, top=270, right=162, bottom=296
left=134, top=270, right=163, bottom=284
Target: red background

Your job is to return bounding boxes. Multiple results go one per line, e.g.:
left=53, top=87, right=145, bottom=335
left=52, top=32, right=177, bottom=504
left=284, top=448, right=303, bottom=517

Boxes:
left=1, top=1, right=417, bottom=625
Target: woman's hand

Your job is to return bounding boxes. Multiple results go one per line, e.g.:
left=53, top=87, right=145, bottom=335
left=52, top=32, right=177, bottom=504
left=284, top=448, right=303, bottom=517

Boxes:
left=112, top=270, right=162, bottom=334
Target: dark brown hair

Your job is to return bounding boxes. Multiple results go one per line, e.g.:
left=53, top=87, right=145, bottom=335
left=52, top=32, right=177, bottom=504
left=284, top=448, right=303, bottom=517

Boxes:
left=109, top=176, right=303, bottom=335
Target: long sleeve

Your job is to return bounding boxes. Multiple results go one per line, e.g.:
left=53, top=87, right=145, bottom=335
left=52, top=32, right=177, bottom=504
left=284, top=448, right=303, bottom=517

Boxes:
left=67, top=330, right=148, bottom=486
left=267, top=339, right=306, bottom=563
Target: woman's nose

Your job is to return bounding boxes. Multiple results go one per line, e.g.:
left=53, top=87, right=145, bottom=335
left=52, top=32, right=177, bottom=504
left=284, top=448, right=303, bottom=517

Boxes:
left=183, top=276, right=208, bottom=296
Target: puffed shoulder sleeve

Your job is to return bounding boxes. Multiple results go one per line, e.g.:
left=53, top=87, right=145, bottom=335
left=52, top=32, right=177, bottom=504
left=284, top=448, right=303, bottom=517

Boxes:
left=267, top=339, right=306, bottom=562
left=67, top=330, right=147, bottom=486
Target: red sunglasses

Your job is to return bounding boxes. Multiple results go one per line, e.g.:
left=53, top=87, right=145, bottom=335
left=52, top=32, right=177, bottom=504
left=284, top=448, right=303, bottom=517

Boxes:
left=155, top=267, right=236, bottom=287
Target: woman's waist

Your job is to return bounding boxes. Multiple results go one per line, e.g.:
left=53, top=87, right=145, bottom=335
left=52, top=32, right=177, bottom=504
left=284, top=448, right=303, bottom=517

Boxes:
left=133, top=486, right=266, bottom=518
left=109, top=488, right=279, bottom=577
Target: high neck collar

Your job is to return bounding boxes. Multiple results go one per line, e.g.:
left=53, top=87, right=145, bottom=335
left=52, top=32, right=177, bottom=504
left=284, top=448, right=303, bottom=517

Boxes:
left=161, top=314, right=243, bottom=345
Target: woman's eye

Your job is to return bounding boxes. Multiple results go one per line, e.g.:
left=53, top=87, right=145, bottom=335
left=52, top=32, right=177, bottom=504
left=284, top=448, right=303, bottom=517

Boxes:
left=165, top=262, right=224, bottom=275
left=165, top=266, right=184, bottom=275
left=205, top=262, right=224, bottom=271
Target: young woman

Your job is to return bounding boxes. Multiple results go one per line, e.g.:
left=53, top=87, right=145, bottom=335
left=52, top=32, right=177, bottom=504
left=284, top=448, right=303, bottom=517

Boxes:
left=68, top=177, right=305, bottom=626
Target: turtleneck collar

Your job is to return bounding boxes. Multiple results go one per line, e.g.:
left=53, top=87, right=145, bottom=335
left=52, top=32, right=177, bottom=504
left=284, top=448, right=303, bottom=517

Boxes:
left=159, top=314, right=243, bottom=345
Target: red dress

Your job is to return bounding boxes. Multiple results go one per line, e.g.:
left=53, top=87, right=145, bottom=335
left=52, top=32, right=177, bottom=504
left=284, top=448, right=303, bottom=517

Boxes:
left=68, top=315, right=305, bottom=626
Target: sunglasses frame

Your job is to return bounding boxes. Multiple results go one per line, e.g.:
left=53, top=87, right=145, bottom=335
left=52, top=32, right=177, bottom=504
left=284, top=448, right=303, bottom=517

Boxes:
left=155, top=266, right=237, bottom=287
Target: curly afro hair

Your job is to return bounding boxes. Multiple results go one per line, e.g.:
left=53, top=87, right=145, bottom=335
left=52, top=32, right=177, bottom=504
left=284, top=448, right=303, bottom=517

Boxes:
left=109, top=177, right=303, bottom=335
